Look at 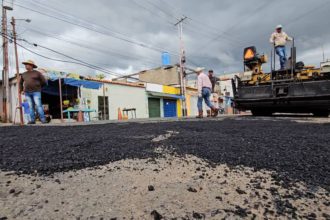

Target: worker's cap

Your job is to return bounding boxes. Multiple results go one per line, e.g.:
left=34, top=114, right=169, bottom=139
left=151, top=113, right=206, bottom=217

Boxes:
left=276, top=24, right=283, bottom=29
left=22, top=60, right=38, bottom=68
left=194, top=67, right=205, bottom=73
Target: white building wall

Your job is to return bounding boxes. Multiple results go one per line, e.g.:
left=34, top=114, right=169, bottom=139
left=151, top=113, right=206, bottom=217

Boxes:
left=9, top=82, right=19, bottom=123
left=189, top=95, right=198, bottom=116
left=81, top=83, right=148, bottom=120
left=0, top=85, right=3, bottom=121
left=159, top=98, right=164, bottom=117
left=0, top=80, right=20, bottom=123
left=108, top=84, right=148, bottom=120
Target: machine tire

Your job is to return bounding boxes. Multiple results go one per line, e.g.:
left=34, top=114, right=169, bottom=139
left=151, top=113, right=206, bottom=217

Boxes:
left=313, top=110, right=329, bottom=117
left=251, top=110, right=273, bottom=116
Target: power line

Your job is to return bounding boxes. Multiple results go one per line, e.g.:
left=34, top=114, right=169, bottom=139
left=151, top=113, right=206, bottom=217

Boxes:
left=156, top=0, right=183, bottom=17
left=17, top=44, right=148, bottom=81
left=2, top=32, right=125, bottom=77
left=21, top=44, right=122, bottom=77
left=285, top=0, right=330, bottom=27
left=25, top=28, right=161, bottom=67
left=24, top=40, right=124, bottom=77
left=7, top=0, right=180, bottom=57
left=131, top=0, right=177, bottom=26
left=18, top=0, right=201, bottom=67
left=155, top=0, right=247, bottom=45
left=145, top=0, right=247, bottom=67
left=143, top=0, right=178, bottom=19
left=228, top=0, right=330, bottom=51
left=195, top=1, right=271, bottom=51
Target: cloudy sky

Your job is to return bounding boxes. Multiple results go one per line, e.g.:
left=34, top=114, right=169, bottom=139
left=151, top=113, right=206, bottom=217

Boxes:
left=2, top=0, right=330, bottom=79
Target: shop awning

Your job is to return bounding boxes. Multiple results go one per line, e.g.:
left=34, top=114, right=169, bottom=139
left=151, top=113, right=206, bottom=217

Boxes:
left=47, top=77, right=102, bottom=90
left=63, top=78, right=102, bottom=90
left=42, top=80, right=77, bottom=96
left=149, top=92, right=185, bottom=100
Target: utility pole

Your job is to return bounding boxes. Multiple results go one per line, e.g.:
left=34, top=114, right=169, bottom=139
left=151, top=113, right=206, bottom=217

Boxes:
left=322, top=44, right=325, bottom=62
left=11, top=17, right=24, bottom=125
left=1, top=0, right=13, bottom=123
left=175, top=16, right=187, bottom=117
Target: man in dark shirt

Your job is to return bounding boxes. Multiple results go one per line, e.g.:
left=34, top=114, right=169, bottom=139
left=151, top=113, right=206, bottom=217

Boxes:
left=208, top=70, right=218, bottom=93
left=19, top=60, right=47, bottom=124
left=206, top=70, right=220, bottom=117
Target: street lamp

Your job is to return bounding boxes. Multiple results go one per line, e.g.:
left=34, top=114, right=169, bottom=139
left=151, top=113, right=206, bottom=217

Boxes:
left=14, top=18, right=31, bottom=23
left=2, top=0, right=13, bottom=10
left=11, top=17, right=31, bottom=125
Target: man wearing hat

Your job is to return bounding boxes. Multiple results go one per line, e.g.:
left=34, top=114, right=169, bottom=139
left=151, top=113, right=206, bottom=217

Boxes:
left=19, top=60, right=47, bottom=124
left=270, top=24, right=293, bottom=70
left=195, top=67, right=219, bottom=118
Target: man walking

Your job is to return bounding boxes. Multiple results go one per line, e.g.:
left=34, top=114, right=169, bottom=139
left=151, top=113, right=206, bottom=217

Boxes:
left=207, top=70, right=219, bottom=117
left=208, top=70, right=218, bottom=93
left=19, top=60, right=47, bottom=124
left=195, top=67, right=218, bottom=118
left=270, top=25, right=292, bottom=70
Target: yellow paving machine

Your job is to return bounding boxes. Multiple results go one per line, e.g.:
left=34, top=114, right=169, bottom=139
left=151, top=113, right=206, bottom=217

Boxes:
left=233, top=44, right=330, bottom=116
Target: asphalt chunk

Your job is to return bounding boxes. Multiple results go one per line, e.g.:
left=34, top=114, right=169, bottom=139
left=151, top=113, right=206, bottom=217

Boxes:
left=148, top=185, right=155, bottom=191
left=192, top=212, right=205, bottom=219
left=187, top=187, right=198, bottom=193
left=236, top=188, right=246, bottom=195
left=150, top=210, right=163, bottom=220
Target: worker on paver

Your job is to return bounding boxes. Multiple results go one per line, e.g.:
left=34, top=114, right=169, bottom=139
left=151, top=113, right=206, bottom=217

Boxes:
left=195, top=67, right=219, bottom=118
left=270, top=24, right=293, bottom=70
left=207, top=70, right=219, bottom=117
left=19, top=60, right=47, bottom=124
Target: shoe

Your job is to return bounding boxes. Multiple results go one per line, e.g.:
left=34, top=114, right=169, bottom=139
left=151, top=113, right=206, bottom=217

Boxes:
left=211, top=107, right=219, bottom=117
left=196, top=111, right=203, bottom=118
left=206, top=110, right=211, bottom=117
left=27, top=121, right=36, bottom=124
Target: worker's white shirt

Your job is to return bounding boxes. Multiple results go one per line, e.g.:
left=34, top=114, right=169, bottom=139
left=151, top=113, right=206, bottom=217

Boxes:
left=270, top=31, right=292, bottom=47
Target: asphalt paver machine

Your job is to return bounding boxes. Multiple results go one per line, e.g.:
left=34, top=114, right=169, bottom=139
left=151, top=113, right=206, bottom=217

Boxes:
left=233, top=42, right=330, bottom=116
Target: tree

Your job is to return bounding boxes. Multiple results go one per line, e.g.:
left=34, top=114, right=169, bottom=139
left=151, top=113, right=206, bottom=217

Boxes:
left=96, top=73, right=105, bottom=80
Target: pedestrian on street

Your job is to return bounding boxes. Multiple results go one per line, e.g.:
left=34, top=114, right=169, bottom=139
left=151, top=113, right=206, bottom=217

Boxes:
left=195, top=67, right=219, bottom=118
left=208, top=70, right=218, bottom=93
left=270, top=24, right=293, bottom=70
left=19, top=60, right=47, bottom=124
left=207, top=70, right=220, bottom=117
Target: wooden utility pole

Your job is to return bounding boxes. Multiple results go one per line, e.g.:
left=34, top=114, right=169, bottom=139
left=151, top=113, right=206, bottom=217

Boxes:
left=175, top=16, right=187, bottom=117
left=11, top=17, right=24, bottom=125
left=102, top=82, right=106, bottom=120
left=1, top=1, right=12, bottom=123
left=58, top=77, right=64, bottom=122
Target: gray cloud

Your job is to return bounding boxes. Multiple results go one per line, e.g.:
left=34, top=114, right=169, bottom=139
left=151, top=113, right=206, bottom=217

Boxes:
left=2, top=0, right=330, bottom=79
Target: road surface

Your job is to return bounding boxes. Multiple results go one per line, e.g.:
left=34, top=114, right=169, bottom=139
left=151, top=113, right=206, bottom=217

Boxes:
left=0, top=116, right=329, bottom=219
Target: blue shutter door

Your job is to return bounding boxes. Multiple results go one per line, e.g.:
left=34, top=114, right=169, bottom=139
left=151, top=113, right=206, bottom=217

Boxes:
left=163, top=99, right=177, bottom=117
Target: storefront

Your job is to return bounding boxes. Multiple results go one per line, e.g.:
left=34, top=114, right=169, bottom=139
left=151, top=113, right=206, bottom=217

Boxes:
left=146, top=83, right=183, bottom=118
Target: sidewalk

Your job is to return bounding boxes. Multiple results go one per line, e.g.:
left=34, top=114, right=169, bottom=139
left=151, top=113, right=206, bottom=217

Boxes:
left=1, top=115, right=242, bottom=127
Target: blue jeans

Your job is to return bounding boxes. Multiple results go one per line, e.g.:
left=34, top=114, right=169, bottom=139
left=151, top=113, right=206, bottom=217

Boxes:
left=25, top=92, right=46, bottom=123
left=275, top=46, right=287, bottom=69
left=198, top=87, right=214, bottom=112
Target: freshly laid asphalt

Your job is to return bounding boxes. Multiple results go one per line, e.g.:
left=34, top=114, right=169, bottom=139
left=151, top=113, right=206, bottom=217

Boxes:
left=0, top=117, right=329, bottom=191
